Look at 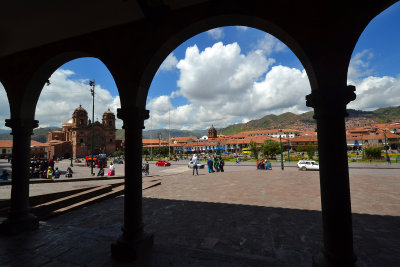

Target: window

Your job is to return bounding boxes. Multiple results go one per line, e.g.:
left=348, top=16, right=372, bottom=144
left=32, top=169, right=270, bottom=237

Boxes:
left=109, top=121, right=112, bottom=127
left=80, top=139, right=83, bottom=144
left=2, top=149, right=6, bottom=153
left=110, top=139, right=112, bottom=143
left=80, top=119, right=83, bottom=125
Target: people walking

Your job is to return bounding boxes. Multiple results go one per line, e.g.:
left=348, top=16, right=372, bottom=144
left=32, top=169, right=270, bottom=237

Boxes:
left=219, top=157, right=224, bottom=172
left=192, top=154, right=199, bottom=175
left=214, top=158, right=219, bottom=172
left=207, top=158, right=214, bottom=173
left=144, top=160, right=150, bottom=176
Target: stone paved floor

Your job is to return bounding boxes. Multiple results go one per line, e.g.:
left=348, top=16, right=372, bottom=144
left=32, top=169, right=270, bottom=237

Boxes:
left=0, top=167, right=399, bottom=266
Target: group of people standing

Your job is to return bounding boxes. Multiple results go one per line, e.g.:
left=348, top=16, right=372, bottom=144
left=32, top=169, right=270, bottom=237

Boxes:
left=256, top=159, right=272, bottom=170
left=191, top=154, right=225, bottom=175
left=207, top=157, right=224, bottom=173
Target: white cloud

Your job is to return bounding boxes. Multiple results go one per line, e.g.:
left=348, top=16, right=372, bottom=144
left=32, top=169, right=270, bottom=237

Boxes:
left=0, top=83, right=11, bottom=129
left=207, top=28, right=224, bottom=40
left=236, top=26, right=248, bottom=31
left=146, top=42, right=312, bottom=130
left=257, top=34, right=287, bottom=56
left=35, top=69, right=122, bottom=128
left=348, top=49, right=374, bottom=80
left=348, top=75, right=400, bottom=110
left=159, top=53, right=178, bottom=71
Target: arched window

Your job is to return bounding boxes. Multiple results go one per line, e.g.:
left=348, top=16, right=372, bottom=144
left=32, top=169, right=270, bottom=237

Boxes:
left=109, top=121, right=112, bottom=127
left=80, top=119, right=83, bottom=125
left=110, top=139, right=113, bottom=143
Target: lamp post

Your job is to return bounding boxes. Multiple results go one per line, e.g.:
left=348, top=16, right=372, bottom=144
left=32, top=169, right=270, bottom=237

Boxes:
left=70, top=141, right=73, bottom=167
left=89, top=80, right=95, bottom=175
left=279, top=132, right=284, bottom=170
left=383, top=130, right=389, bottom=159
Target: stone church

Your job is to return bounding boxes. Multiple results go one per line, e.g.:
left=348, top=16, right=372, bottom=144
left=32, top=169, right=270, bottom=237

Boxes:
left=46, top=105, right=117, bottom=158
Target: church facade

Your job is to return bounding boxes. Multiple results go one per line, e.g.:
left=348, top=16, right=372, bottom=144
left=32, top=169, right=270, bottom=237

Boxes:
left=46, top=105, right=117, bottom=158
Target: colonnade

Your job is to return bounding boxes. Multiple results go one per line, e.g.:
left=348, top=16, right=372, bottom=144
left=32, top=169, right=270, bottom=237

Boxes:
left=0, top=1, right=397, bottom=265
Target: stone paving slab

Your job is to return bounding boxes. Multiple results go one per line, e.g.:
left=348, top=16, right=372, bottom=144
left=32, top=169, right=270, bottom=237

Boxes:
left=0, top=167, right=399, bottom=266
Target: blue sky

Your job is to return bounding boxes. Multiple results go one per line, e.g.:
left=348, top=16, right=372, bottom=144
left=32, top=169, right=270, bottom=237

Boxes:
left=0, top=2, right=399, bottom=130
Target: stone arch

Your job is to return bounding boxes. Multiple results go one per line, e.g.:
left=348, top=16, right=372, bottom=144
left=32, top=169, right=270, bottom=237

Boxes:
left=20, top=51, right=121, bottom=121
left=0, top=80, right=11, bottom=130
left=346, top=0, right=400, bottom=79
left=136, top=14, right=317, bottom=108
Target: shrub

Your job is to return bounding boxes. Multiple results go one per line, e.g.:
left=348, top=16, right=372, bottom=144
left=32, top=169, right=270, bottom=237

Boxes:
left=364, top=144, right=383, bottom=159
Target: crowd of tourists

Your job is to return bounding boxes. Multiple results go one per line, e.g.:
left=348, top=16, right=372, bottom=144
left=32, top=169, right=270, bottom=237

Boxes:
left=256, top=159, right=272, bottom=170
left=28, top=159, right=74, bottom=179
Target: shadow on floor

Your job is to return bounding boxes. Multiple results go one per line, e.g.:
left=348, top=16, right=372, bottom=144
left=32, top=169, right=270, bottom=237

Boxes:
left=0, top=196, right=399, bottom=266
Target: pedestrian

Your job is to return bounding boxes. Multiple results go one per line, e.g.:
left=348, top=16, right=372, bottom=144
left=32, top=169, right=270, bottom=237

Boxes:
left=207, top=157, right=214, bottom=173
left=0, top=170, right=9, bottom=180
left=66, top=166, right=73, bottom=178
left=108, top=162, right=115, bottom=176
left=236, top=157, right=240, bottom=164
left=46, top=166, right=53, bottom=179
left=214, top=158, right=220, bottom=172
left=192, top=154, right=199, bottom=175
left=54, top=167, right=61, bottom=178
left=386, top=155, right=391, bottom=164
left=219, top=157, right=224, bottom=172
left=97, top=165, right=104, bottom=176
left=266, top=160, right=272, bottom=170
left=145, top=160, right=150, bottom=176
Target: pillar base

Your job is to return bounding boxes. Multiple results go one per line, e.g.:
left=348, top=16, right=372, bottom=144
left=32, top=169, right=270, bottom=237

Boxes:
left=111, top=231, right=154, bottom=262
left=0, top=213, right=39, bottom=235
left=313, top=251, right=357, bottom=267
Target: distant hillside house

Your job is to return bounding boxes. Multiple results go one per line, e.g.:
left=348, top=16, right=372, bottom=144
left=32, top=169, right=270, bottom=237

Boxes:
left=46, top=105, right=121, bottom=158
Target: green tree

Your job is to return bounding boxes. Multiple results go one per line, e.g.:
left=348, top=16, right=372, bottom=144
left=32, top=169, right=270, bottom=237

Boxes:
left=303, top=144, right=317, bottom=159
left=262, top=140, right=280, bottom=158
left=249, top=141, right=259, bottom=159
left=364, top=144, right=383, bottom=159
left=113, top=150, right=124, bottom=157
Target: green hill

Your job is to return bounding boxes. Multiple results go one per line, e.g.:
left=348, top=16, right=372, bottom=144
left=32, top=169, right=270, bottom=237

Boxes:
left=0, top=127, right=62, bottom=141
left=220, top=106, right=400, bottom=135
left=116, top=129, right=207, bottom=140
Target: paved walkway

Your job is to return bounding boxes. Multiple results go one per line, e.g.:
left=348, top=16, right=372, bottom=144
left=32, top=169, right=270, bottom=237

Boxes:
left=0, top=167, right=399, bottom=266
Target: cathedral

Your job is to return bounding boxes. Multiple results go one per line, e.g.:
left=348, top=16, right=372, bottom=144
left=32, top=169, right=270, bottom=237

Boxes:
left=46, top=105, right=117, bottom=158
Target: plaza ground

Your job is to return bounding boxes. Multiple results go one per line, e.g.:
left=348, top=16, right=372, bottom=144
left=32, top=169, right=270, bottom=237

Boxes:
left=0, top=161, right=399, bottom=266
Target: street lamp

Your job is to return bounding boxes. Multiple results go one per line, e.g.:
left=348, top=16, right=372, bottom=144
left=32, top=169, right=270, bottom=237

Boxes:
left=383, top=130, right=389, bottom=160
left=279, top=130, right=284, bottom=170
left=89, top=80, right=95, bottom=175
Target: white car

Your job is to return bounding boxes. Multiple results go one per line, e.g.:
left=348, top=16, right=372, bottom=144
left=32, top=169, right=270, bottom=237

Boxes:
left=188, top=160, right=205, bottom=169
left=297, top=160, right=319, bottom=171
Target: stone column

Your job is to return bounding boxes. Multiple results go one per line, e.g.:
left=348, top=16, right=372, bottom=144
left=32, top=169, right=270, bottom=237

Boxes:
left=0, top=119, right=39, bottom=234
left=111, top=107, right=153, bottom=261
left=306, top=86, right=357, bottom=266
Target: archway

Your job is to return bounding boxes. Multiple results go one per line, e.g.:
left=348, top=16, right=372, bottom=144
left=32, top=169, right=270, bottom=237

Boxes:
left=344, top=1, right=400, bottom=264
left=28, top=56, right=123, bottom=214
left=0, top=81, right=12, bottom=215
left=142, top=25, right=322, bottom=263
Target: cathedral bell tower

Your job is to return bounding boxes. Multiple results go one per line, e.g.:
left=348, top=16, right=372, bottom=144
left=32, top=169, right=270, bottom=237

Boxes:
left=72, top=105, right=88, bottom=128
left=102, top=109, right=115, bottom=129
left=208, top=125, right=217, bottom=138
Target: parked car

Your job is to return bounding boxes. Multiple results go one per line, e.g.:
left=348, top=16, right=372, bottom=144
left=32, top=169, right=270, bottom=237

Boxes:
left=74, top=159, right=82, bottom=163
left=188, top=160, right=205, bottom=169
left=155, top=160, right=171, bottom=166
left=297, top=160, right=319, bottom=171
left=113, top=158, right=123, bottom=164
